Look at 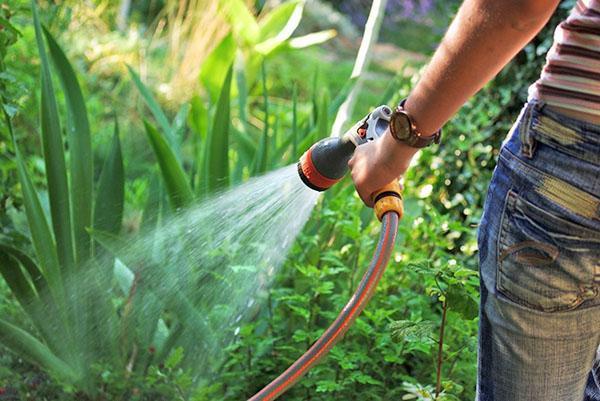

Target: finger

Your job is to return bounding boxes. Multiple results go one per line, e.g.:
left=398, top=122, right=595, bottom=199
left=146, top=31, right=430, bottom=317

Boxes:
left=358, top=187, right=374, bottom=208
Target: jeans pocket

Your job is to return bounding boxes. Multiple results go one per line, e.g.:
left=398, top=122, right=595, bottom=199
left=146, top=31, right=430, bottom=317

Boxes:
left=496, top=189, right=600, bottom=312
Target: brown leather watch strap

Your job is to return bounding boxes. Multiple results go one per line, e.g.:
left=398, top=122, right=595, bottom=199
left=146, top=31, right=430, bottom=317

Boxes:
left=392, top=98, right=442, bottom=148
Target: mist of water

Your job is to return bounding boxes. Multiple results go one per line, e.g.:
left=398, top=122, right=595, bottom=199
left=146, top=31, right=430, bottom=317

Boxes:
left=30, top=164, right=319, bottom=385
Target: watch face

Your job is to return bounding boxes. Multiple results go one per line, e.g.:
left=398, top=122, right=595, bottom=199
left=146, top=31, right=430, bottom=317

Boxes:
left=392, top=111, right=411, bottom=140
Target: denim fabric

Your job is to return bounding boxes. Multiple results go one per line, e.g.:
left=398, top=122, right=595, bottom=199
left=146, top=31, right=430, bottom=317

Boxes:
left=476, top=100, right=600, bottom=401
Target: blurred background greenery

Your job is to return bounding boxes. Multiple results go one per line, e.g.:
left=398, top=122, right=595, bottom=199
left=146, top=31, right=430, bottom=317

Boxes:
left=0, top=0, right=574, bottom=399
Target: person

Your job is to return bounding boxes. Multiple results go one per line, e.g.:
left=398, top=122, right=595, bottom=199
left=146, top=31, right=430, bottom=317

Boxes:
left=348, top=0, right=600, bottom=400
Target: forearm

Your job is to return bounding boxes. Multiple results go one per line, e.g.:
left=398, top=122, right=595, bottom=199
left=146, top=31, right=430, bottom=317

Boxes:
left=405, top=0, right=560, bottom=135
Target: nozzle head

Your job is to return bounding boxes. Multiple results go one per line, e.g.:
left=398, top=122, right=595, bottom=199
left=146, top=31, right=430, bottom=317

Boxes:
left=297, top=137, right=356, bottom=191
left=297, top=148, right=337, bottom=192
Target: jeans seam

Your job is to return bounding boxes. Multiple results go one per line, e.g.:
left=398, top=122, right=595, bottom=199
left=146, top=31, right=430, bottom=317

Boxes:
left=519, top=103, right=537, bottom=158
left=495, top=188, right=512, bottom=305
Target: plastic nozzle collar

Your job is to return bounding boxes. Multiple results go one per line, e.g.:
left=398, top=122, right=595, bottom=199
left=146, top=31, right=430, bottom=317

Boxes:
left=297, top=146, right=342, bottom=191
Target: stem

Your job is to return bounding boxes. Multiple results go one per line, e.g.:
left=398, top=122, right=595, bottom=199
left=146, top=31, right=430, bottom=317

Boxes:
left=247, top=346, right=252, bottom=372
left=330, top=0, right=388, bottom=137
left=117, top=0, right=132, bottom=31
left=267, top=291, right=274, bottom=337
left=435, top=300, right=448, bottom=399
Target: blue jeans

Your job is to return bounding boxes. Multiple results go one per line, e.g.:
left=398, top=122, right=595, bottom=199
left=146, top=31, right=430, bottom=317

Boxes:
left=476, top=100, right=600, bottom=401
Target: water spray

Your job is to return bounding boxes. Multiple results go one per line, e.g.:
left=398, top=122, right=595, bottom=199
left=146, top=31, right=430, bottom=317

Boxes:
left=249, top=106, right=404, bottom=400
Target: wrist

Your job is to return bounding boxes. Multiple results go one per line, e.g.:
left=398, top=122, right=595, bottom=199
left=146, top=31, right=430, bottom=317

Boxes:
left=403, top=95, right=444, bottom=138
left=389, top=98, right=442, bottom=148
left=381, top=128, right=419, bottom=173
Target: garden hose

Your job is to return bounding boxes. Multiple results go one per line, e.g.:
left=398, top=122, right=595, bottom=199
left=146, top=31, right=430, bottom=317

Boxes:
left=249, top=201, right=401, bottom=401
left=248, top=107, right=404, bottom=400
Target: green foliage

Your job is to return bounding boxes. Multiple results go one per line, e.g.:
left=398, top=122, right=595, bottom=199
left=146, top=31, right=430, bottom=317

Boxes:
left=127, top=0, right=338, bottom=206
left=128, top=66, right=178, bottom=153
left=94, top=122, right=125, bottom=235
left=143, top=120, right=193, bottom=209
left=205, top=64, right=233, bottom=191
left=199, top=33, right=236, bottom=105
left=0, top=346, right=213, bottom=401
left=211, top=185, right=478, bottom=400
left=0, top=1, right=24, bottom=126
left=0, top=1, right=127, bottom=392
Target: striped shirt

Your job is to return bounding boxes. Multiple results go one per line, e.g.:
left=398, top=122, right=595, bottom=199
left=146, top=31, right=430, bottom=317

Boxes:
left=528, top=0, right=600, bottom=116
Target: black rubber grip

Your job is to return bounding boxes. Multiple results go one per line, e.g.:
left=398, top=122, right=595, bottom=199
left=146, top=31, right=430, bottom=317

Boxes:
left=373, top=191, right=401, bottom=203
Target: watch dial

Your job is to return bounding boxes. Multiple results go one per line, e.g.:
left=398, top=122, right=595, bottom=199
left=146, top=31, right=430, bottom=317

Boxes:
left=393, top=112, right=411, bottom=140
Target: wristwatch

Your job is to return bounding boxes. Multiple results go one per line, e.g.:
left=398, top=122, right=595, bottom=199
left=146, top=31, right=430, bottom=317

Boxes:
left=389, top=99, right=441, bottom=148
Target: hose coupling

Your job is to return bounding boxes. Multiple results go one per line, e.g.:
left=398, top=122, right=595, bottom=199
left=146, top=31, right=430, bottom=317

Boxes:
left=372, top=181, right=403, bottom=221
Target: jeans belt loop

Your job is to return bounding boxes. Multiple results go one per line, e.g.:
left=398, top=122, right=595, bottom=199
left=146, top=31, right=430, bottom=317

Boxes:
left=520, top=102, right=537, bottom=159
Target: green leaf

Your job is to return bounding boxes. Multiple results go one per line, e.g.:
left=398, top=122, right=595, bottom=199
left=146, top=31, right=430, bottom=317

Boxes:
left=13, top=146, right=63, bottom=301
left=446, top=286, right=479, bottom=320
left=287, top=304, right=309, bottom=321
left=292, top=82, right=298, bottom=157
left=329, top=77, right=358, bottom=117
left=94, top=121, right=124, bottom=235
left=172, top=103, right=189, bottom=140
left=311, top=69, right=319, bottom=125
left=0, top=251, right=37, bottom=306
left=390, top=320, right=435, bottom=343
left=165, top=346, right=184, bottom=369
left=141, top=176, right=162, bottom=231
left=258, top=0, right=302, bottom=40
left=217, top=0, right=259, bottom=45
left=113, top=256, right=134, bottom=295
left=199, top=33, right=236, bottom=104
left=188, top=96, right=209, bottom=192
left=317, top=88, right=330, bottom=138
left=299, top=85, right=331, bottom=152
left=127, top=65, right=177, bottom=152
left=87, top=229, right=127, bottom=263
left=255, top=0, right=303, bottom=54
left=188, top=95, right=209, bottom=140
left=288, top=30, right=337, bottom=49
left=144, top=120, right=194, bottom=209
left=0, top=318, right=78, bottom=382
left=32, top=0, right=74, bottom=273
left=231, top=126, right=257, bottom=165
left=350, top=372, right=383, bottom=386
left=272, top=122, right=296, bottom=164
left=0, top=243, right=45, bottom=294
left=378, top=74, right=402, bottom=105
left=0, top=250, right=61, bottom=354
left=0, top=16, right=21, bottom=39
left=253, top=62, right=269, bottom=175
left=43, top=26, right=93, bottom=265
left=205, top=64, right=232, bottom=192
left=235, top=59, right=249, bottom=128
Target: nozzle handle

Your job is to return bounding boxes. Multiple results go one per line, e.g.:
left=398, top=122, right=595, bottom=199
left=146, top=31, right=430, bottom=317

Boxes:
left=372, top=181, right=403, bottom=222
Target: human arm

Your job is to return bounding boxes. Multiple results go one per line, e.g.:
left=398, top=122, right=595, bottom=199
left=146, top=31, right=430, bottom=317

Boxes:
left=348, top=0, right=560, bottom=206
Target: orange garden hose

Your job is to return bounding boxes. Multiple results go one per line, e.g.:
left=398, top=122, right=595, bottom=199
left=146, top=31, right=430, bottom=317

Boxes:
left=248, top=210, right=400, bottom=401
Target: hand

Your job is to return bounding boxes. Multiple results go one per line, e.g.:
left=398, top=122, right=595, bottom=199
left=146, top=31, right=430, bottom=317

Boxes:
left=348, top=129, right=419, bottom=207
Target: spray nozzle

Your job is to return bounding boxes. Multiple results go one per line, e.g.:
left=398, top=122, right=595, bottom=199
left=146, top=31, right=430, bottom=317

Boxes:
left=297, top=105, right=403, bottom=220
left=297, top=105, right=392, bottom=192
